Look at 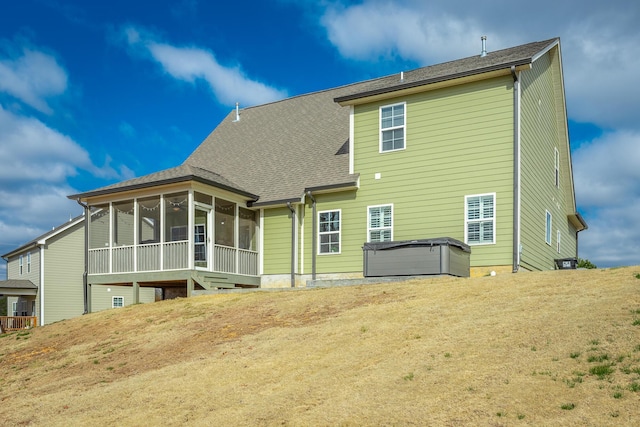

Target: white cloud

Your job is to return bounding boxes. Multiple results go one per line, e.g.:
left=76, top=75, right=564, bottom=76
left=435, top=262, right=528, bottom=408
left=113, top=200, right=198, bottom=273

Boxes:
left=0, top=48, right=68, bottom=114
left=572, top=130, right=640, bottom=267
left=321, top=2, right=497, bottom=65
left=123, top=25, right=287, bottom=107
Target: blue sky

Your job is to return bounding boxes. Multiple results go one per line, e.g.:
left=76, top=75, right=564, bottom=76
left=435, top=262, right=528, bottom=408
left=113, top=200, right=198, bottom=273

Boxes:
left=1, top=0, right=639, bottom=276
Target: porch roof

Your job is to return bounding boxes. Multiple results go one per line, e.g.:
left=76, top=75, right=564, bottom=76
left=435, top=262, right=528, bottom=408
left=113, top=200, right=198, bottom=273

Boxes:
left=68, top=164, right=258, bottom=201
left=0, top=280, right=37, bottom=296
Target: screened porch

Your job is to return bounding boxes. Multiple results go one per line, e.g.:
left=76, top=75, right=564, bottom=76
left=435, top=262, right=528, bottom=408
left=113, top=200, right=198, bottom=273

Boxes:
left=87, top=191, right=259, bottom=277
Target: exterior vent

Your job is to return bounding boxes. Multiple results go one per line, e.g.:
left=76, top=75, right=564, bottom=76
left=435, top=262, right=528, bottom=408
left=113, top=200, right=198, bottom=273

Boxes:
left=480, top=36, right=487, bottom=57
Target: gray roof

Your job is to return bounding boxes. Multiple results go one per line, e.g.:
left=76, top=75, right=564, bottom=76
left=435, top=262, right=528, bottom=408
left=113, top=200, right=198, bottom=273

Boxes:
left=68, top=164, right=258, bottom=201
left=69, top=38, right=558, bottom=206
left=335, top=38, right=559, bottom=103
left=2, top=215, right=84, bottom=259
left=0, top=280, right=37, bottom=290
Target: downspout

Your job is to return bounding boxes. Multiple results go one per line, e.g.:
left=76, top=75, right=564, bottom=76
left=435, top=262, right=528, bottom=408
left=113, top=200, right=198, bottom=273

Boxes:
left=306, top=191, right=317, bottom=281
left=76, top=199, right=89, bottom=314
left=286, top=202, right=296, bottom=288
left=39, top=245, right=44, bottom=326
left=511, top=65, right=521, bottom=273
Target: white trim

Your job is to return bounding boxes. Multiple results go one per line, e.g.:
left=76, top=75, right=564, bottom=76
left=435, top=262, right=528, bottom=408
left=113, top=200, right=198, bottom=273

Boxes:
left=259, top=209, right=264, bottom=275
left=531, top=38, right=559, bottom=63
left=318, top=209, right=341, bottom=255
left=556, top=229, right=561, bottom=253
left=554, top=147, right=560, bottom=189
left=379, top=102, right=406, bottom=153
left=464, top=193, right=497, bottom=246
left=515, top=70, right=522, bottom=268
left=299, top=206, right=304, bottom=274
left=367, top=204, right=393, bottom=242
left=349, top=106, right=355, bottom=174
left=19, top=255, right=23, bottom=275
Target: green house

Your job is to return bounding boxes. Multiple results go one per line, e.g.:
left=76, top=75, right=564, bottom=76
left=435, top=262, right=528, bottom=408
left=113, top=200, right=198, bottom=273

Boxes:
left=57, top=37, right=585, bottom=299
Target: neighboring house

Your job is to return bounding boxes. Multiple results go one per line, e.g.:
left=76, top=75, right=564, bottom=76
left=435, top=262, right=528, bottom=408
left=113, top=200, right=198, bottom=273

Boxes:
left=1, top=214, right=155, bottom=326
left=67, top=37, right=586, bottom=297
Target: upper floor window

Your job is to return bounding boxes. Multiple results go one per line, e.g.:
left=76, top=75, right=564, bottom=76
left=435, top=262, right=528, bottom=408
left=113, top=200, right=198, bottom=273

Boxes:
left=545, top=211, right=552, bottom=245
left=368, top=204, right=393, bottom=242
left=465, top=194, right=495, bottom=245
left=19, top=255, right=23, bottom=275
left=554, top=147, right=560, bottom=188
left=27, top=252, right=31, bottom=273
left=319, top=210, right=341, bottom=254
left=380, top=103, right=405, bottom=152
left=556, top=229, right=561, bottom=253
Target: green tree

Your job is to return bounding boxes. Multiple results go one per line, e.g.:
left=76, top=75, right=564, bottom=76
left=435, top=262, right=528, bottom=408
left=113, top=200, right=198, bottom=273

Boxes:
left=577, top=258, right=597, bottom=269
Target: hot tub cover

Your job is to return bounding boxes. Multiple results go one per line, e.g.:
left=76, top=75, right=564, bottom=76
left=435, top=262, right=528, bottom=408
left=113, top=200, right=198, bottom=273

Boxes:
left=362, top=237, right=470, bottom=253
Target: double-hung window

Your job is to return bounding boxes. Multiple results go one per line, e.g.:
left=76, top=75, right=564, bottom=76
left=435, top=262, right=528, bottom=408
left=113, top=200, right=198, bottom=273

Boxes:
left=112, top=296, right=124, bottom=308
left=556, top=229, right=561, bottom=253
left=545, top=211, right=552, bottom=245
left=368, top=205, right=393, bottom=242
left=27, top=252, right=31, bottom=273
left=380, top=103, right=405, bottom=152
left=319, top=210, right=341, bottom=254
left=465, top=194, right=495, bottom=245
left=19, top=255, right=23, bottom=275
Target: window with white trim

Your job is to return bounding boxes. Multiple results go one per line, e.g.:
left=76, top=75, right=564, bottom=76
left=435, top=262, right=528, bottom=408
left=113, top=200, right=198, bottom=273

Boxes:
left=554, top=147, right=560, bottom=188
left=112, top=296, right=124, bottom=308
left=19, top=255, right=23, bottom=275
left=368, top=205, right=393, bottom=242
left=27, top=252, right=31, bottom=273
left=465, top=194, right=495, bottom=245
left=545, top=211, right=552, bottom=245
left=380, top=103, right=405, bottom=152
left=556, top=229, right=561, bottom=253
left=318, top=210, right=341, bottom=254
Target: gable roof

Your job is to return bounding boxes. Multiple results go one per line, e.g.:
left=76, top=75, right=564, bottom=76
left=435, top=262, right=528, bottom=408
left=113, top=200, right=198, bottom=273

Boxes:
left=69, top=38, right=559, bottom=206
left=0, top=279, right=37, bottom=290
left=335, top=38, right=559, bottom=104
left=1, top=215, right=85, bottom=260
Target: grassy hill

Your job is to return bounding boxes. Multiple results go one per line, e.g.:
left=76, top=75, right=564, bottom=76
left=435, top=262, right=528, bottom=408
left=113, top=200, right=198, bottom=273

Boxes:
left=1, top=267, right=640, bottom=426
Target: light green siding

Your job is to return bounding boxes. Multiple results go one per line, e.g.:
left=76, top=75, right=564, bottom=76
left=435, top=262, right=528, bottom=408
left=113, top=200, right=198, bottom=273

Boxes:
left=353, top=77, right=515, bottom=268
left=42, top=222, right=85, bottom=324
left=90, top=284, right=155, bottom=312
left=262, top=207, right=294, bottom=274
left=520, top=47, right=577, bottom=270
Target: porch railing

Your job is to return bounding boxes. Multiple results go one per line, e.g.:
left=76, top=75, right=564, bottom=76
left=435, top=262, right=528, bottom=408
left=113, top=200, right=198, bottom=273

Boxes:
left=88, top=241, right=257, bottom=276
left=0, top=316, right=37, bottom=332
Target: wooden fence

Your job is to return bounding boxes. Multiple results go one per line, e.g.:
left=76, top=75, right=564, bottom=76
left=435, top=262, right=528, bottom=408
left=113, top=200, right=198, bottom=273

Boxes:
left=0, top=316, right=37, bottom=333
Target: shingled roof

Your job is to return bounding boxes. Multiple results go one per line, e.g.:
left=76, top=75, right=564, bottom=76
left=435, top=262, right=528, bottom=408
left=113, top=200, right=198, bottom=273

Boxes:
left=69, top=38, right=558, bottom=206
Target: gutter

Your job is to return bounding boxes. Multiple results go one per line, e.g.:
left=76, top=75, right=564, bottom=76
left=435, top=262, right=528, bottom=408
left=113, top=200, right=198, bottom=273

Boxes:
left=286, top=202, right=296, bottom=288
left=76, top=199, right=90, bottom=314
left=306, top=191, right=317, bottom=281
left=511, top=65, right=521, bottom=273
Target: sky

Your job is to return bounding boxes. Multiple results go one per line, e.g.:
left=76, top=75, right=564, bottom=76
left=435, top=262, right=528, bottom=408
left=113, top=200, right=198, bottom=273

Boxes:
left=1, top=0, right=639, bottom=276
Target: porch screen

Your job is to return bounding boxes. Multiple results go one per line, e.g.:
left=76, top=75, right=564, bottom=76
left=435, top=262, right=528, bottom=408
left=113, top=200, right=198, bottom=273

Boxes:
left=138, top=196, right=160, bottom=244
left=239, top=207, right=256, bottom=250
left=89, top=205, right=110, bottom=249
left=215, top=198, right=235, bottom=247
left=165, top=192, right=188, bottom=241
left=113, top=200, right=134, bottom=246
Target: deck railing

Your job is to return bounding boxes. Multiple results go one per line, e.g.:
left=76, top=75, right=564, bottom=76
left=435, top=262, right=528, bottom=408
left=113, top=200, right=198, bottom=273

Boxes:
left=0, top=316, right=37, bottom=332
left=88, top=241, right=257, bottom=276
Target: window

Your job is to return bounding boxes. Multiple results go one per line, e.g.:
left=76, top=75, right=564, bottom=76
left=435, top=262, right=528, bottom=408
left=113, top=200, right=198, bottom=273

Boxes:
left=319, top=210, right=341, bottom=254
left=368, top=205, right=393, bottom=242
left=112, top=296, right=124, bottom=308
left=557, top=230, right=561, bottom=253
left=465, top=194, right=496, bottom=245
left=380, top=103, right=405, bottom=152
left=138, top=196, right=161, bottom=244
left=19, top=255, right=23, bottom=275
left=239, top=207, right=257, bottom=251
left=554, top=147, right=560, bottom=188
left=165, top=192, right=188, bottom=242
left=194, top=224, right=207, bottom=261
left=27, top=252, right=31, bottom=273
left=215, top=198, right=236, bottom=247
left=545, top=211, right=552, bottom=245
left=12, top=301, right=17, bottom=316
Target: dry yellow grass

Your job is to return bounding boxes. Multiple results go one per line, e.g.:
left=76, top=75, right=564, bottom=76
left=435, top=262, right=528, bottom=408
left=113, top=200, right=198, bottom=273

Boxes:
left=1, top=267, right=640, bottom=426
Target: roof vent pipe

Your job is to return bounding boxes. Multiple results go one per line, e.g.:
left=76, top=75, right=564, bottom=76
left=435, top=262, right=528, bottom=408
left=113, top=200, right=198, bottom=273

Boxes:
left=233, top=102, right=240, bottom=122
left=480, top=36, right=487, bottom=57
left=400, top=71, right=404, bottom=82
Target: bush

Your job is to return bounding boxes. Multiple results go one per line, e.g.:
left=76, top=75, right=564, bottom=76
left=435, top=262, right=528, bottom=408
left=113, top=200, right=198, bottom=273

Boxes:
left=577, top=258, right=597, bottom=269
